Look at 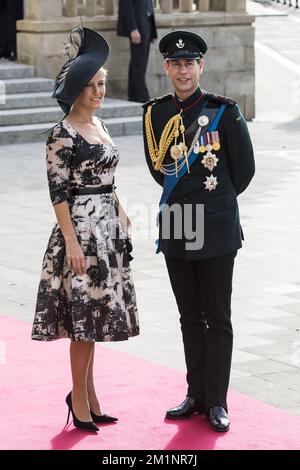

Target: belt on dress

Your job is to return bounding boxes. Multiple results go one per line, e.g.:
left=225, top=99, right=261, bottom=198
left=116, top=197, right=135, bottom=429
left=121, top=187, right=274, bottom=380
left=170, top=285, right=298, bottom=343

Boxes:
left=69, top=185, right=114, bottom=196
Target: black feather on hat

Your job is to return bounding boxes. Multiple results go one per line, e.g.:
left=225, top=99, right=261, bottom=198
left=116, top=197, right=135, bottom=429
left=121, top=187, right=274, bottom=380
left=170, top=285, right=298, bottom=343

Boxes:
left=52, top=26, right=85, bottom=107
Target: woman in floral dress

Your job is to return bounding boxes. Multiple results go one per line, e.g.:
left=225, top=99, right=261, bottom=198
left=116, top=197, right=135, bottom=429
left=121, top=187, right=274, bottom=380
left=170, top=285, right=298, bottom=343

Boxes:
left=32, top=27, right=139, bottom=432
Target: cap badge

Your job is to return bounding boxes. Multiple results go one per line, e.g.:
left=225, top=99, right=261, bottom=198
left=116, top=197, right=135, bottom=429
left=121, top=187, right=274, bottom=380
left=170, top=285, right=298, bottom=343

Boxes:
left=176, top=39, right=185, bottom=49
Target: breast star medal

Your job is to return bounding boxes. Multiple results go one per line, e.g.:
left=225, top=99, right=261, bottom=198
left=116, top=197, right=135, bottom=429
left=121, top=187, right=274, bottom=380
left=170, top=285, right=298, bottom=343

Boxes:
left=201, top=152, right=219, bottom=172
left=203, top=175, right=218, bottom=191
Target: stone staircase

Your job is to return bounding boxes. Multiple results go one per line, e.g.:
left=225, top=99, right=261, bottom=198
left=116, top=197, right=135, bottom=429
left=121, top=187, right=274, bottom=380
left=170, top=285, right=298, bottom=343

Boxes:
left=0, top=60, right=143, bottom=145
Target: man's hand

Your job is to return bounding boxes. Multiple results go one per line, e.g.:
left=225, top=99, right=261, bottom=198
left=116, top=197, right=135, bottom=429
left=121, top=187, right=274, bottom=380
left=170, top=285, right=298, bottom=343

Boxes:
left=130, top=29, right=141, bottom=44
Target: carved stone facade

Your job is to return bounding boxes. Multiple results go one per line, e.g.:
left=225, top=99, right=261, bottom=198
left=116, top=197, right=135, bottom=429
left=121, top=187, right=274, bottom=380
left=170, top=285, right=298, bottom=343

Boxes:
left=17, top=0, right=255, bottom=118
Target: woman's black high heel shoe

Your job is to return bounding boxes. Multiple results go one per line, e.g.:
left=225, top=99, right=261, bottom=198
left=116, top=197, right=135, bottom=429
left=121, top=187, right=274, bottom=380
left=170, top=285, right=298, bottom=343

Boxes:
left=90, top=411, right=118, bottom=424
left=66, top=392, right=99, bottom=432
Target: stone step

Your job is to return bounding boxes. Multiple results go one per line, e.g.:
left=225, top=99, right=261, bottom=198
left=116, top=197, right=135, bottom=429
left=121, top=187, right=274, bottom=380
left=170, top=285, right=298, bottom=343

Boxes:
left=0, top=99, right=143, bottom=126
left=2, top=77, right=54, bottom=94
left=0, top=91, right=54, bottom=110
left=0, top=61, right=35, bottom=79
left=0, top=116, right=142, bottom=144
left=0, top=92, right=144, bottom=113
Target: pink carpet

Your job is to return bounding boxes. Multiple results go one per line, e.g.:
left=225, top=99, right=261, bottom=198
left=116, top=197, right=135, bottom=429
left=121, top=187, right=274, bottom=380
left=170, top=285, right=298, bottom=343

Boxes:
left=0, top=315, right=299, bottom=450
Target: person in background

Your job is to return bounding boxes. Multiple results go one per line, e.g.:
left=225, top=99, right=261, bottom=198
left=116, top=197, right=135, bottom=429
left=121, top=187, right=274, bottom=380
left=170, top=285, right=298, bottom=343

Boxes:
left=0, top=0, right=23, bottom=60
left=117, top=0, right=157, bottom=103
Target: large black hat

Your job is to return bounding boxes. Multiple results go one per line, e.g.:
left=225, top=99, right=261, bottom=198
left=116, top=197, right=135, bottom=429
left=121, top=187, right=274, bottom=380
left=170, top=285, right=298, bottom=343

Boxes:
left=159, top=30, right=208, bottom=60
left=53, top=26, right=110, bottom=114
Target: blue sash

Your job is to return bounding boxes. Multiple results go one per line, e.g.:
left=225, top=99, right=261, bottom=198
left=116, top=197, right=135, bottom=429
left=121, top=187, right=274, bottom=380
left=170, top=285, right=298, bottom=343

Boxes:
left=155, top=103, right=226, bottom=253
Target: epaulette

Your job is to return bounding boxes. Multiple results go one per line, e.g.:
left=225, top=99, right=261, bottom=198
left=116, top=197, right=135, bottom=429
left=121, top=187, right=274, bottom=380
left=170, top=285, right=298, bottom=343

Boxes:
left=204, top=92, right=236, bottom=107
left=142, top=93, right=173, bottom=109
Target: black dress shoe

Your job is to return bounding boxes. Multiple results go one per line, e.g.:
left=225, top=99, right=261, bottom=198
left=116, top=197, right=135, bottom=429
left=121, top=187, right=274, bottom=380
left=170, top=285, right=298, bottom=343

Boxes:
left=166, top=397, right=202, bottom=420
left=65, top=392, right=99, bottom=432
left=208, top=406, right=230, bottom=432
left=90, top=411, right=118, bottom=423
left=8, top=52, right=17, bottom=61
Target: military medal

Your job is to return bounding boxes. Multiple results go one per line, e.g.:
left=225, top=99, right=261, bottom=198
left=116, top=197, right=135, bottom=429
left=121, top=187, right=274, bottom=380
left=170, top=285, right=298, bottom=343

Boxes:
left=200, top=131, right=221, bottom=153
left=199, top=135, right=208, bottom=154
left=201, top=152, right=219, bottom=172
left=204, top=175, right=218, bottom=191
left=211, top=131, right=221, bottom=151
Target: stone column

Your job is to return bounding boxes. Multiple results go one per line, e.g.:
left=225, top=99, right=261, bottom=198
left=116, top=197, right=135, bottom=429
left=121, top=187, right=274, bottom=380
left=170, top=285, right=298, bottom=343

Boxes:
left=210, top=0, right=246, bottom=11
left=64, top=0, right=78, bottom=17
left=86, top=0, right=97, bottom=16
left=24, top=0, right=62, bottom=20
left=104, top=0, right=117, bottom=15
left=198, top=0, right=210, bottom=11
left=160, top=0, right=173, bottom=13
left=97, top=0, right=105, bottom=14
left=180, top=0, right=194, bottom=11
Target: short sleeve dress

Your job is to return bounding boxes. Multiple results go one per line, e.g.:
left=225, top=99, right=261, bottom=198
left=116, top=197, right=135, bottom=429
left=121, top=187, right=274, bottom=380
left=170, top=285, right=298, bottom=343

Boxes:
left=31, top=120, right=139, bottom=342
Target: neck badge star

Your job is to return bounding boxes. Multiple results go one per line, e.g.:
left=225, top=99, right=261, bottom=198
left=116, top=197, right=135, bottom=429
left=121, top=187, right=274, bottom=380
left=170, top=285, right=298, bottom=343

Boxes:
left=204, top=174, right=218, bottom=191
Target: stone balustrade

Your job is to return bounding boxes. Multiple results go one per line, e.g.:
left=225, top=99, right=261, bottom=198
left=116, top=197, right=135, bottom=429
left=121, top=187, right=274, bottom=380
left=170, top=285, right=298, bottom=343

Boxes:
left=23, top=0, right=246, bottom=20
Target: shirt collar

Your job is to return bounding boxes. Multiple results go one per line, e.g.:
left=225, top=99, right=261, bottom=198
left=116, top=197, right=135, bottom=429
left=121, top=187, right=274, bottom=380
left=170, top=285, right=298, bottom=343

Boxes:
left=173, top=87, right=203, bottom=111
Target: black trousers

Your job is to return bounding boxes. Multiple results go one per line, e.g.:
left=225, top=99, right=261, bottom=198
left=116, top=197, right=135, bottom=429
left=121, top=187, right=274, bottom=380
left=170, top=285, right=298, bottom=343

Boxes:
left=165, top=252, right=236, bottom=413
left=128, top=30, right=151, bottom=102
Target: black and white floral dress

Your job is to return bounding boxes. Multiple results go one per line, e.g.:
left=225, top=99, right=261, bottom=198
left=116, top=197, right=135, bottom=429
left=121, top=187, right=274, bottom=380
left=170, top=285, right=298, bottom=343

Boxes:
left=32, top=120, right=139, bottom=342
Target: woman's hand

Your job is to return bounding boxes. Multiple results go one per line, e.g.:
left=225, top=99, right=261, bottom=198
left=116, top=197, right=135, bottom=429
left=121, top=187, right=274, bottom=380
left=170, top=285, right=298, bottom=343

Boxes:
left=66, top=237, right=86, bottom=275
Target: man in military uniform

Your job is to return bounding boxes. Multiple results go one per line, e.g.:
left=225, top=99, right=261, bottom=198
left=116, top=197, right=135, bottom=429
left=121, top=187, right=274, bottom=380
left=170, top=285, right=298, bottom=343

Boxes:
left=142, top=31, right=255, bottom=432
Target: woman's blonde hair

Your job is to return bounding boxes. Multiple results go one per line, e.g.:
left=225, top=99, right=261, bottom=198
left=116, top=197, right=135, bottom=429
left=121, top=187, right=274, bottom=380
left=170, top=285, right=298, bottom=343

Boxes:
left=100, top=67, right=108, bottom=79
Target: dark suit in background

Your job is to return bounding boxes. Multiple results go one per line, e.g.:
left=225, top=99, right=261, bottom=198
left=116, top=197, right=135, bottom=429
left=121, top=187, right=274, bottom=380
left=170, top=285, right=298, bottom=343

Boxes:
left=117, top=0, right=157, bottom=102
left=0, top=0, right=23, bottom=60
